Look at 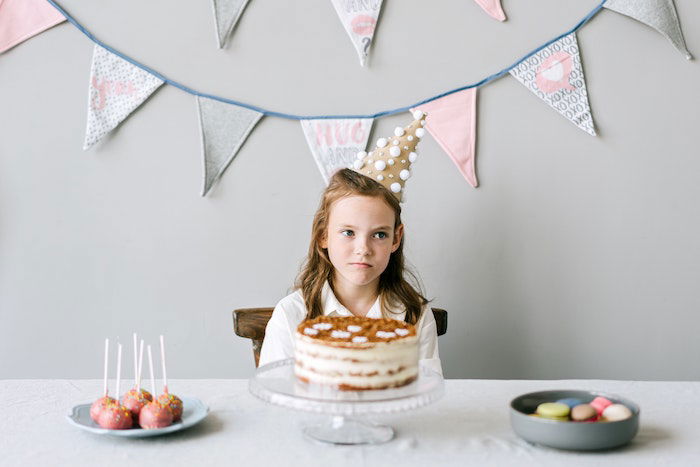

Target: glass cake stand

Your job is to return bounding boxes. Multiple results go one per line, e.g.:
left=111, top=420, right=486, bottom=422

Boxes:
left=249, top=358, right=444, bottom=445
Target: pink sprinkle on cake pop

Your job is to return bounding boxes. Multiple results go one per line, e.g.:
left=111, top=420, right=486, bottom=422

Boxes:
left=157, top=392, right=183, bottom=422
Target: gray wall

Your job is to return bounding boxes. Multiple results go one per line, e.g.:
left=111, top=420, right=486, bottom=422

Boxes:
left=1, top=0, right=699, bottom=380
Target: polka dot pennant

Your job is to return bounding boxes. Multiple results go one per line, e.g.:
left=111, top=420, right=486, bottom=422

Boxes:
left=301, top=118, right=374, bottom=185
left=83, top=45, right=164, bottom=150
left=508, top=33, right=596, bottom=136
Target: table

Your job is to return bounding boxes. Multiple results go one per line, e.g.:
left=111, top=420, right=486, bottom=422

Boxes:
left=1, top=379, right=698, bottom=466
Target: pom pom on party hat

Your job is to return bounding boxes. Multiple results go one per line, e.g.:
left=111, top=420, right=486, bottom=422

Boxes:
left=351, top=111, right=426, bottom=202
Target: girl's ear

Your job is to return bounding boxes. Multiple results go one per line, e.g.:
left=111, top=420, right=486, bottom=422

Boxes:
left=391, top=224, right=404, bottom=253
left=319, top=231, right=328, bottom=249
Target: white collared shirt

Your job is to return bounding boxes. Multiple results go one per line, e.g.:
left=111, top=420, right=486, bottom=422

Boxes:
left=258, top=282, right=442, bottom=375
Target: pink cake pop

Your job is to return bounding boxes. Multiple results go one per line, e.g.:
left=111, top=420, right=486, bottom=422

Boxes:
left=97, top=343, right=133, bottom=429
left=121, top=337, right=148, bottom=420
left=90, top=338, right=116, bottom=422
left=157, top=335, right=183, bottom=421
left=139, top=345, right=173, bottom=429
left=98, top=403, right=133, bottom=430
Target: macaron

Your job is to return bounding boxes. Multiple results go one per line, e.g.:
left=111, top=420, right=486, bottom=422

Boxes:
left=571, top=404, right=598, bottom=422
left=601, top=403, right=632, bottom=422
left=589, top=396, right=613, bottom=415
left=556, top=398, right=584, bottom=409
left=536, top=402, right=570, bottom=420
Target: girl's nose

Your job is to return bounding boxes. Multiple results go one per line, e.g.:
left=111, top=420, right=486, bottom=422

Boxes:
left=354, top=238, right=371, bottom=256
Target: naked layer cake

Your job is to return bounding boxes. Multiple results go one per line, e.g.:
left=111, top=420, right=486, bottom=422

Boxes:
left=294, top=315, right=419, bottom=390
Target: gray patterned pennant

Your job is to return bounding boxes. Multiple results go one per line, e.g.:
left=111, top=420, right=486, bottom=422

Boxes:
left=197, top=96, right=263, bottom=196
left=604, top=0, right=691, bottom=59
left=212, top=0, right=251, bottom=48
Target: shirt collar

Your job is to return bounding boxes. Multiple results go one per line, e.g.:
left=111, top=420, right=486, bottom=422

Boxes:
left=321, top=281, right=404, bottom=319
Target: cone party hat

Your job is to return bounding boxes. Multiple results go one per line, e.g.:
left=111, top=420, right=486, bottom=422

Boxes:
left=351, top=111, right=426, bottom=202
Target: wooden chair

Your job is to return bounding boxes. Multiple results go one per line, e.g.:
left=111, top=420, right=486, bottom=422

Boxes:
left=233, top=307, right=447, bottom=367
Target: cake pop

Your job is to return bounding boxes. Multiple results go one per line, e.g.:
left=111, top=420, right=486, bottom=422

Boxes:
left=90, top=338, right=115, bottom=422
left=121, top=338, right=148, bottom=420
left=139, top=345, right=173, bottom=429
left=97, top=343, right=133, bottom=429
left=98, top=403, right=133, bottom=430
left=157, top=335, right=183, bottom=421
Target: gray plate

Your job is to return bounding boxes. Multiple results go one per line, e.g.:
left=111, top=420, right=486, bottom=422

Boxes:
left=510, top=390, right=640, bottom=451
left=66, top=396, right=209, bottom=437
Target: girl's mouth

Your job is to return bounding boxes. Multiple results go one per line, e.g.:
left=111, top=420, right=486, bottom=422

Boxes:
left=350, top=262, right=372, bottom=268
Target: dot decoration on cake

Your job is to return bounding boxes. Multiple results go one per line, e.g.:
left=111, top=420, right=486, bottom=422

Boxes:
left=351, top=112, right=427, bottom=202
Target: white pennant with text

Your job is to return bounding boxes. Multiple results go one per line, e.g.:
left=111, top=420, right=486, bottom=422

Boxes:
left=84, top=45, right=164, bottom=149
left=330, top=0, right=383, bottom=66
left=301, top=118, right=374, bottom=184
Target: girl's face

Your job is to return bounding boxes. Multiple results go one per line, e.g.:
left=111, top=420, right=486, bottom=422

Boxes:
left=320, top=195, right=403, bottom=291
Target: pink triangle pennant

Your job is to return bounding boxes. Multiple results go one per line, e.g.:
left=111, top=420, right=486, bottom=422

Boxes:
left=411, top=88, right=479, bottom=188
left=473, top=0, right=506, bottom=22
left=0, top=0, right=66, bottom=53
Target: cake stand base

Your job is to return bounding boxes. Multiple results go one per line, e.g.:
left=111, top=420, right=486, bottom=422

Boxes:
left=303, top=416, right=394, bottom=445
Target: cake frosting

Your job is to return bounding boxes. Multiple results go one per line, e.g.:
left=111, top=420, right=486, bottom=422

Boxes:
left=294, top=316, right=419, bottom=390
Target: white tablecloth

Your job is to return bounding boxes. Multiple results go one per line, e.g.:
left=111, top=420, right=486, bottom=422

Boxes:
left=1, top=379, right=697, bottom=466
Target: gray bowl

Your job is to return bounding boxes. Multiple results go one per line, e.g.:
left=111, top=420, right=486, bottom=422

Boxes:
left=510, top=390, right=640, bottom=451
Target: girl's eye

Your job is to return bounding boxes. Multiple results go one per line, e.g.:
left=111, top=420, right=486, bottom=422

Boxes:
left=341, top=230, right=354, bottom=237
left=373, top=231, right=388, bottom=239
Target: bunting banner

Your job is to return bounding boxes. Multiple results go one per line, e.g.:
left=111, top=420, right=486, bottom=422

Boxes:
left=212, top=0, right=250, bottom=49
left=411, top=89, right=479, bottom=188
left=509, top=33, right=596, bottom=136
left=603, top=0, right=692, bottom=59
left=0, top=0, right=66, bottom=53
left=301, top=118, right=374, bottom=184
left=196, top=96, right=263, bottom=196
left=84, top=45, right=164, bottom=150
left=474, top=0, right=506, bottom=22
left=5, top=0, right=696, bottom=196
left=330, top=0, right=383, bottom=67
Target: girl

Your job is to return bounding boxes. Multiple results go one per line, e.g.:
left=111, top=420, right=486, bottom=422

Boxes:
left=259, top=168, right=441, bottom=374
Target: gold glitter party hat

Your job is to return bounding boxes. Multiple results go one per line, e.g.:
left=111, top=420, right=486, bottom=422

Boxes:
left=351, top=111, right=427, bottom=202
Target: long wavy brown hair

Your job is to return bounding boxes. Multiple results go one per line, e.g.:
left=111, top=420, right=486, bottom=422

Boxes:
left=295, top=168, right=428, bottom=325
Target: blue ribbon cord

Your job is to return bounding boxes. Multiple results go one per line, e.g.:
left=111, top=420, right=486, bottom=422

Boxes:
left=45, top=0, right=607, bottom=120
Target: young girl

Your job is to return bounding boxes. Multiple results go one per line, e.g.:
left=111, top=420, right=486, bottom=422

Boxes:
left=258, top=167, right=441, bottom=374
